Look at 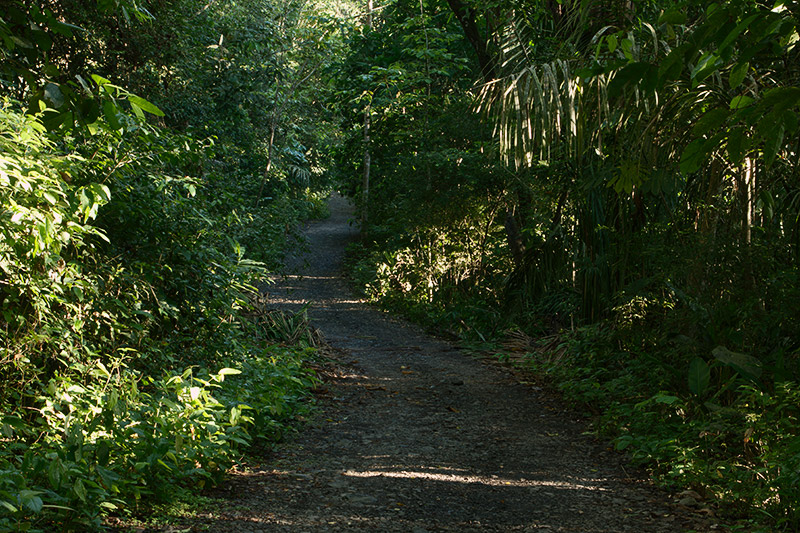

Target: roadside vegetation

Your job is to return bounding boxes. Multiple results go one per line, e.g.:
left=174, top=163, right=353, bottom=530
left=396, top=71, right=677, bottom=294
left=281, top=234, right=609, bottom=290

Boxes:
left=340, top=1, right=800, bottom=530
left=0, top=0, right=344, bottom=530
left=5, top=0, right=800, bottom=531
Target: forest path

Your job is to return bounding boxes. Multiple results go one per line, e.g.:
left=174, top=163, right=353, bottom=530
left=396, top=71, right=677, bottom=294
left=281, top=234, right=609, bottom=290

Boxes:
left=202, top=195, right=707, bottom=532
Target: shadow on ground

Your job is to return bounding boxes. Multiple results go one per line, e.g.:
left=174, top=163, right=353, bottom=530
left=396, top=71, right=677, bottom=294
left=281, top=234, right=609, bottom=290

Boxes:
left=194, top=195, right=711, bottom=532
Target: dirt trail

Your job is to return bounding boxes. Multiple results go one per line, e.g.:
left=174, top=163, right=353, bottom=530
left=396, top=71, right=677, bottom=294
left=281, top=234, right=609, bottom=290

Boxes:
left=202, top=195, right=709, bottom=532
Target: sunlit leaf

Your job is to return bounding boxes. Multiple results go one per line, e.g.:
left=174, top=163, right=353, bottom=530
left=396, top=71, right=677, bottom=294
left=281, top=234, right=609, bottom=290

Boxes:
left=730, top=95, right=754, bottom=109
left=128, top=95, right=164, bottom=116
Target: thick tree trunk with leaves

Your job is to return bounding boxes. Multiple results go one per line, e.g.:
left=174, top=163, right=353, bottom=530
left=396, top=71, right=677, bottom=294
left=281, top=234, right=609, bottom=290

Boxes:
left=444, top=0, right=495, bottom=80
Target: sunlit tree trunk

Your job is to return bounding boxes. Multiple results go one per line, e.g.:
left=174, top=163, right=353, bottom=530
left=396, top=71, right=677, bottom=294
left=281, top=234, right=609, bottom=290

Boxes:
left=737, top=157, right=754, bottom=245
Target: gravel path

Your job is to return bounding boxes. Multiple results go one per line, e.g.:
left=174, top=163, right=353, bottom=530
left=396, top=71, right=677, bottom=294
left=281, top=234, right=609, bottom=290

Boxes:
left=199, top=195, right=711, bottom=532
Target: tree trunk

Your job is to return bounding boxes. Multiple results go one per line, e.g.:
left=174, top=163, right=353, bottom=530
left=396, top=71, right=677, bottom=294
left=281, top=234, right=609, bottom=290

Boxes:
left=504, top=208, right=525, bottom=268
left=362, top=109, right=371, bottom=227
left=742, top=157, right=754, bottom=245
left=256, top=120, right=278, bottom=208
left=361, top=0, right=373, bottom=231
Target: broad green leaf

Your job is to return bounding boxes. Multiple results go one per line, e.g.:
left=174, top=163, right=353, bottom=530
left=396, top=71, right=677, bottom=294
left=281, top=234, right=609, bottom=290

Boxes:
left=712, top=346, right=762, bottom=381
left=79, top=98, right=100, bottom=124
left=761, top=87, right=800, bottom=112
left=659, top=44, right=690, bottom=85
left=73, top=479, right=87, bottom=502
left=129, top=102, right=145, bottom=121
left=91, top=74, right=111, bottom=86
left=23, top=494, right=43, bottom=513
left=218, top=367, right=242, bottom=376
left=607, top=34, right=618, bottom=53
left=730, top=95, right=754, bottom=109
left=127, top=95, right=164, bottom=116
left=103, top=100, right=121, bottom=130
left=680, top=138, right=709, bottom=174
left=718, top=14, right=759, bottom=53
left=614, top=435, right=633, bottom=450
left=729, top=61, right=749, bottom=89
left=42, top=191, right=58, bottom=205
left=658, top=9, right=687, bottom=25
left=726, top=127, right=749, bottom=165
left=10, top=36, right=34, bottom=48
left=43, top=63, right=60, bottom=78
left=51, top=21, right=79, bottom=37
left=608, top=62, right=650, bottom=97
left=692, top=108, right=729, bottom=136
left=688, top=358, right=710, bottom=396
left=620, top=38, right=634, bottom=60
left=690, top=52, right=722, bottom=84
left=764, top=123, right=785, bottom=166
left=43, top=83, right=65, bottom=108
left=653, top=394, right=680, bottom=405
left=32, top=30, right=52, bottom=52
left=90, top=183, right=111, bottom=203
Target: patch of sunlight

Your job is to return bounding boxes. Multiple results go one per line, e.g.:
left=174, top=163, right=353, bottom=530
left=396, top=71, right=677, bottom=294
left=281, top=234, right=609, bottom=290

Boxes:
left=342, top=469, right=609, bottom=491
left=281, top=275, right=338, bottom=280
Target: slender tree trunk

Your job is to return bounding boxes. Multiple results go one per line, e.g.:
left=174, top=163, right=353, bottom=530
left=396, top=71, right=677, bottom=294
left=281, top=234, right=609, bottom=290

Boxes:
left=361, top=0, right=373, bottom=231
left=504, top=208, right=525, bottom=267
left=739, top=157, right=754, bottom=245
left=256, top=119, right=278, bottom=208
left=740, top=157, right=757, bottom=291
left=362, top=109, right=371, bottom=226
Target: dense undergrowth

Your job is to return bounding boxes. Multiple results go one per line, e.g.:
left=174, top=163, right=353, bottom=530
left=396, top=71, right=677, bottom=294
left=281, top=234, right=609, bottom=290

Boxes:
left=338, top=0, right=800, bottom=530
left=0, top=0, right=340, bottom=530
left=0, top=98, right=322, bottom=532
left=349, top=203, right=800, bottom=532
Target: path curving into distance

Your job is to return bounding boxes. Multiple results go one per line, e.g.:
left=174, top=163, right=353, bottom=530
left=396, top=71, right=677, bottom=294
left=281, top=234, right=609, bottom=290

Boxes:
left=203, top=195, right=710, bottom=532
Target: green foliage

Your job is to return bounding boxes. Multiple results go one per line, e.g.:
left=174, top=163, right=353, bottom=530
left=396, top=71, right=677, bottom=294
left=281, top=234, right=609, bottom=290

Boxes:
left=336, top=0, right=800, bottom=529
left=0, top=347, right=315, bottom=531
left=0, top=95, right=321, bottom=530
left=518, top=263, right=800, bottom=528
left=0, top=0, right=344, bottom=529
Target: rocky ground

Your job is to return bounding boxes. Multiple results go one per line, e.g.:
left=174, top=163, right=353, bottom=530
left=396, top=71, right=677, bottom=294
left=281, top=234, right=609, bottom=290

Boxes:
left=189, top=195, right=715, bottom=532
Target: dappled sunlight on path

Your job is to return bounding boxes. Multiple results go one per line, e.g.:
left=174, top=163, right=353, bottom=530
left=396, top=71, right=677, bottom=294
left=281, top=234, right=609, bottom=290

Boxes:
left=201, top=194, right=708, bottom=532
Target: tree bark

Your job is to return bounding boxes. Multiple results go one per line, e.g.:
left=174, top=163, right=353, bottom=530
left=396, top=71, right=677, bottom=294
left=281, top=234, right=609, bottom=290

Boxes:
left=504, top=208, right=525, bottom=268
